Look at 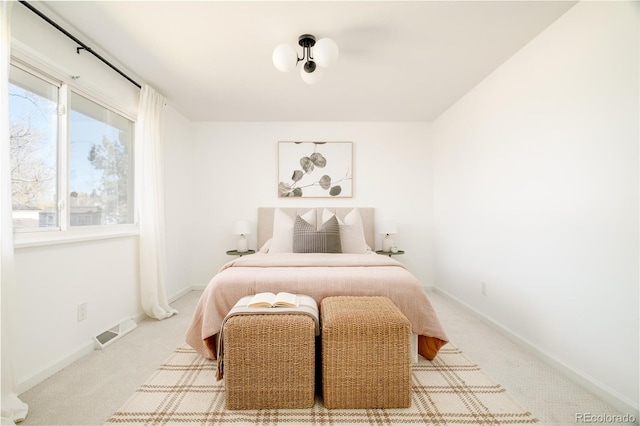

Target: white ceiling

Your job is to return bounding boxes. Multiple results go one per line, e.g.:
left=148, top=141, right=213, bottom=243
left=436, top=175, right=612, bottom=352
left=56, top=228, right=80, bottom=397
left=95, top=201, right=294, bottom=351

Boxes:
left=39, top=1, right=577, bottom=122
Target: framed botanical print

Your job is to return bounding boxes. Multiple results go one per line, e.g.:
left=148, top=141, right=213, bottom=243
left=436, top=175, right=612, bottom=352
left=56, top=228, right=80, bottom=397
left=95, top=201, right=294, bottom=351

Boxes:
left=278, top=141, right=352, bottom=198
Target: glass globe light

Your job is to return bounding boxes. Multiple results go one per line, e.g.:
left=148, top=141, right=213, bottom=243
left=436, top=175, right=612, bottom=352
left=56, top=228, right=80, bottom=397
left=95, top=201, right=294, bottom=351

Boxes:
left=300, top=64, right=324, bottom=84
left=314, top=38, right=339, bottom=68
left=272, top=44, right=297, bottom=72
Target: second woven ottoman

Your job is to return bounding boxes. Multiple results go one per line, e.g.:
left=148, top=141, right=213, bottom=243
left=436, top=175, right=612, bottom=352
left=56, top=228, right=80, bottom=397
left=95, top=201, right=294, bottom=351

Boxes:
left=321, top=296, right=411, bottom=409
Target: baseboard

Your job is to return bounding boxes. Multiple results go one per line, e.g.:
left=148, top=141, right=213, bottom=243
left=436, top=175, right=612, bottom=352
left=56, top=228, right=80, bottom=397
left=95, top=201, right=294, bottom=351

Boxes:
left=132, top=311, right=147, bottom=324
left=168, top=284, right=207, bottom=302
left=16, top=341, right=94, bottom=395
left=168, top=285, right=196, bottom=303
left=433, top=287, right=639, bottom=419
left=189, top=283, right=208, bottom=292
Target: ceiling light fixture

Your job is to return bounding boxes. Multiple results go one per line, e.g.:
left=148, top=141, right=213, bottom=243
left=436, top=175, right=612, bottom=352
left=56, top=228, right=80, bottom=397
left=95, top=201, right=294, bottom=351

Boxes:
left=272, top=34, right=339, bottom=85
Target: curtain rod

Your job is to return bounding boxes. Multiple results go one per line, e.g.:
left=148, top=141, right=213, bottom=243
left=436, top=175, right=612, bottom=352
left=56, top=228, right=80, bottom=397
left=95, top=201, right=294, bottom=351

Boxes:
left=18, top=0, right=142, bottom=89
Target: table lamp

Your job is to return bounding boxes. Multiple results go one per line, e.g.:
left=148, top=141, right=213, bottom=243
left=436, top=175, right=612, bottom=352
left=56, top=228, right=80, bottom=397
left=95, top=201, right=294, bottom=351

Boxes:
left=233, top=220, right=251, bottom=252
left=377, top=221, right=397, bottom=252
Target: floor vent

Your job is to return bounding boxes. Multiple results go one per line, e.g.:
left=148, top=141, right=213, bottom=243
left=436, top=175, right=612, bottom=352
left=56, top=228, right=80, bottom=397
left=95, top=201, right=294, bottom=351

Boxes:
left=94, top=318, right=137, bottom=350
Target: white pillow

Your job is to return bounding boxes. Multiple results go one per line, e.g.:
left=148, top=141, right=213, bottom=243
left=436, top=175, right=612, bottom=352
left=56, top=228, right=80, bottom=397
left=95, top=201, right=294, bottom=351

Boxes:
left=259, top=238, right=272, bottom=253
left=269, top=208, right=316, bottom=253
left=322, top=208, right=368, bottom=254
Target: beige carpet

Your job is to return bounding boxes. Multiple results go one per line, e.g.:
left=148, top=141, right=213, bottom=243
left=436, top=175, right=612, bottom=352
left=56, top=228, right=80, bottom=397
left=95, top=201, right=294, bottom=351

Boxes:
left=106, top=344, right=538, bottom=425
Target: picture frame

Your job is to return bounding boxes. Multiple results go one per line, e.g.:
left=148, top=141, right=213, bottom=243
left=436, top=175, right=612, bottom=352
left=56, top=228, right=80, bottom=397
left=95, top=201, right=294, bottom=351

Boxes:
left=278, top=141, right=353, bottom=198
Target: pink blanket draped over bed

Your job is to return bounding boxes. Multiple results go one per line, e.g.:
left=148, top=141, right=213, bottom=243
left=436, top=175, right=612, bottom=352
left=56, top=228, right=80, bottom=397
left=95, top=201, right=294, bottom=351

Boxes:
left=185, top=253, right=448, bottom=360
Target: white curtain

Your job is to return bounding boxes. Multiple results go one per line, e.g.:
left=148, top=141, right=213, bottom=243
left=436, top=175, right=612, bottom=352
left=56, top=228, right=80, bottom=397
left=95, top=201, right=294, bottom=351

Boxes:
left=1, top=2, right=29, bottom=424
left=136, top=85, right=177, bottom=320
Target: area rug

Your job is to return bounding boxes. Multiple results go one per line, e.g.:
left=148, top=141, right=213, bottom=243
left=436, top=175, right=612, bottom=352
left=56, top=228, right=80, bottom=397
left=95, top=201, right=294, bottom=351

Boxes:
left=106, top=345, right=538, bottom=425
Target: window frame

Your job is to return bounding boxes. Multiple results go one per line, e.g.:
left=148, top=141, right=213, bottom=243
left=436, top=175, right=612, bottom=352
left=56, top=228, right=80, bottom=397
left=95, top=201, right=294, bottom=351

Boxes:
left=10, top=57, right=139, bottom=248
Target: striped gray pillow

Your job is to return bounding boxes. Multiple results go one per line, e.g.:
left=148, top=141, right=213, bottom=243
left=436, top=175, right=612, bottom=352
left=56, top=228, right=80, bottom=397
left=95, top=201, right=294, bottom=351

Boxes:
left=293, top=214, right=342, bottom=253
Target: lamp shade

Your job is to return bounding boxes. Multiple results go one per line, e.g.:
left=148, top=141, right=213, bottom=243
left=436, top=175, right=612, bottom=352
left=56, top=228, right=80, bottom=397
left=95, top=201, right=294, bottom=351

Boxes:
left=233, top=220, right=251, bottom=235
left=314, top=38, right=339, bottom=68
left=272, top=44, right=297, bottom=72
left=377, top=220, right=397, bottom=235
left=300, top=64, right=324, bottom=84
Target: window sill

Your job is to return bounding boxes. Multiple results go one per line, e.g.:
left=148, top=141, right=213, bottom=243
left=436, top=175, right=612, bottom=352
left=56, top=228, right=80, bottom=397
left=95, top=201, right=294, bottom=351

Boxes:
left=13, top=225, right=139, bottom=249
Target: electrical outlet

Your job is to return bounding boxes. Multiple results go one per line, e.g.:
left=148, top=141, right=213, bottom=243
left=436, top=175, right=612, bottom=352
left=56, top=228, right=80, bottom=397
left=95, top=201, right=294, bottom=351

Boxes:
left=77, top=302, right=87, bottom=322
left=481, top=281, right=487, bottom=296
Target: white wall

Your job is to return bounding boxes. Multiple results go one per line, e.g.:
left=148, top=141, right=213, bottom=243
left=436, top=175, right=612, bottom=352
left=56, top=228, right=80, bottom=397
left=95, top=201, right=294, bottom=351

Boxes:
left=13, top=238, right=140, bottom=391
left=163, top=104, right=196, bottom=299
left=189, top=122, right=434, bottom=287
left=432, top=0, right=638, bottom=412
left=8, top=5, right=196, bottom=393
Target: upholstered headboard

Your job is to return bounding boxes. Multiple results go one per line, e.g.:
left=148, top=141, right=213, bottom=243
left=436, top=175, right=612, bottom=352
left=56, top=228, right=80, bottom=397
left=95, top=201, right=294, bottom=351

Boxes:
left=257, top=207, right=374, bottom=250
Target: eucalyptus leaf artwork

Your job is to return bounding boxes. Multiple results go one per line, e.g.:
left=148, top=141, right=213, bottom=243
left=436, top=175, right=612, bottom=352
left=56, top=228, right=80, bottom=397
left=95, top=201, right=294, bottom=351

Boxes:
left=278, top=141, right=352, bottom=198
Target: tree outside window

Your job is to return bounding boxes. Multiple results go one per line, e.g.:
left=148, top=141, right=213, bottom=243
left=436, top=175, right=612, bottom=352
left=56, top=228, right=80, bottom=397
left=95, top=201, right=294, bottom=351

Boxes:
left=9, top=63, right=134, bottom=232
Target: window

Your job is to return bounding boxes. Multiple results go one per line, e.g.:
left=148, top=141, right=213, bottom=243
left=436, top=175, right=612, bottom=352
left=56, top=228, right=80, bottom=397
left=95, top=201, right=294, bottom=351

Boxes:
left=9, top=65, right=59, bottom=230
left=9, top=62, right=135, bottom=237
left=69, top=92, right=134, bottom=226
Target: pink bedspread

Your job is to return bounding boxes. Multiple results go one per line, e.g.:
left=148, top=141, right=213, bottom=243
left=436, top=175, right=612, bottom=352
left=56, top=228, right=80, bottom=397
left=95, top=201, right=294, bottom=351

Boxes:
left=185, top=253, right=448, bottom=360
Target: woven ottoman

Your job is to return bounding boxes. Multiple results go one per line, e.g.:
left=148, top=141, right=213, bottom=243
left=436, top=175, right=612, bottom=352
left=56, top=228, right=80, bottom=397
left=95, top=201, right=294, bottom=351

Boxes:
left=223, top=314, right=316, bottom=409
left=321, top=296, right=411, bottom=409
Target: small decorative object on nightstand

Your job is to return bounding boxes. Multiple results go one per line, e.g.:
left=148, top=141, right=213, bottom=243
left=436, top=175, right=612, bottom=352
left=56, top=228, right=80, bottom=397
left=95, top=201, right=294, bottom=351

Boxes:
left=226, top=250, right=256, bottom=257
left=375, top=249, right=404, bottom=257
left=233, top=220, right=251, bottom=252
left=377, top=220, right=397, bottom=253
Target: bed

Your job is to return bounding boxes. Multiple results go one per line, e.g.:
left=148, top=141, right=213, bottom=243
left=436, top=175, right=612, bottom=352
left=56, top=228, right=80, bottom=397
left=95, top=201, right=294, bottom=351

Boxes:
left=185, top=207, right=448, bottom=361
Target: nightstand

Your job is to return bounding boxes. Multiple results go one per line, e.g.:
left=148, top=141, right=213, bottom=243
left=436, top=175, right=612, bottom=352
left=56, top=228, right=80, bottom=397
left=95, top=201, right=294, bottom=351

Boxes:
left=226, top=250, right=256, bottom=257
left=375, top=250, right=405, bottom=257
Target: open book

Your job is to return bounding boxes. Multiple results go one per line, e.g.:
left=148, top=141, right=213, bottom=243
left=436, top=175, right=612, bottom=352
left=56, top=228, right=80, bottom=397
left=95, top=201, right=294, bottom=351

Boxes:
left=247, top=292, right=299, bottom=308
